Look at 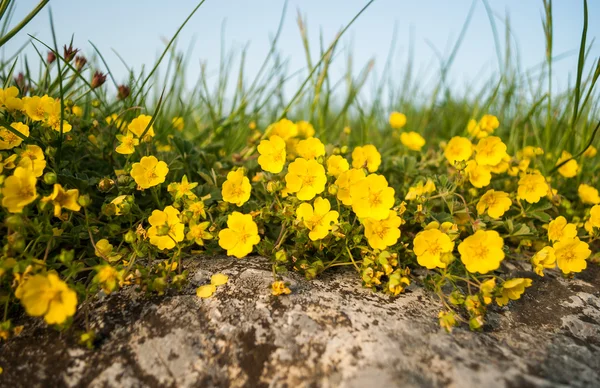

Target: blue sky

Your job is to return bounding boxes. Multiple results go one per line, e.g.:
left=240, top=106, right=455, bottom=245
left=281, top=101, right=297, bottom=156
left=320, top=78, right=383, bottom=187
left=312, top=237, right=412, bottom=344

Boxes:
left=4, top=1, right=599, bottom=97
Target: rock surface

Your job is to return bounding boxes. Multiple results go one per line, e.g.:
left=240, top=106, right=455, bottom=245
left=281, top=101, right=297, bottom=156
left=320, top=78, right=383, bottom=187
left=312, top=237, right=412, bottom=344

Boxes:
left=1, top=256, right=600, bottom=388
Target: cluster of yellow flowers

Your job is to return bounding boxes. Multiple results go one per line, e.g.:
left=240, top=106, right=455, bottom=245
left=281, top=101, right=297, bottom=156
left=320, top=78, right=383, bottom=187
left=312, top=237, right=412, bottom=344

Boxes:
left=0, top=79, right=598, bottom=337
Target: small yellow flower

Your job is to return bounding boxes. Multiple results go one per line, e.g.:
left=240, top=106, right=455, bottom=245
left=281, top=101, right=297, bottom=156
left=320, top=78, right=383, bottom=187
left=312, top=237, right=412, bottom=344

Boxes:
left=272, top=280, right=292, bottom=296
left=72, top=105, right=83, bottom=117
left=444, top=136, right=473, bottom=165
left=187, top=200, right=207, bottom=220
left=413, top=229, right=454, bottom=269
left=94, top=239, right=122, bottom=262
left=496, top=278, right=532, bottom=306
left=127, top=114, right=155, bottom=139
left=93, top=265, right=123, bottom=294
left=583, top=145, right=597, bottom=158
left=467, top=119, right=484, bottom=138
left=22, top=95, right=54, bottom=121
left=172, top=116, right=184, bottom=131
left=405, top=179, right=436, bottom=200
left=547, top=216, right=577, bottom=242
left=147, top=206, right=185, bottom=250
left=265, top=118, right=298, bottom=140
left=285, top=158, right=327, bottom=201
left=41, top=184, right=81, bottom=218
left=335, top=168, right=365, bottom=206
left=326, top=155, right=349, bottom=178
left=222, top=169, right=251, bottom=206
left=18, top=273, right=77, bottom=325
left=439, top=311, right=458, bottom=332
left=475, top=136, right=507, bottom=166
left=578, top=183, right=600, bottom=205
left=465, top=160, right=491, bottom=188
left=296, top=137, right=325, bottom=160
left=296, top=121, right=315, bottom=138
left=110, top=195, right=130, bottom=216
left=18, top=144, right=46, bottom=177
left=168, top=175, right=198, bottom=200
left=0, top=123, right=29, bottom=150
left=480, top=278, right=496, bottom=304
left=476, top=189, right=511, bottom=219
left=115, top=133, right=139, bottom=155
left=517, top=173, right=548, bottom=204
left=218, top=212, right=260, bottom=258
left=211, top=273, right=229, bottom=286
left=130, top=156, right=169, bottom=189
left=458, top=230, right=505, bottom=274
left=556, top=151, right=579, bottom=178
left=257, top=135, right=286, bottom=173
left=478, top=114, right=499, bottom=134
left=531, top=246, right=556, bottom=276
left=186, top=220, right=212, bottom=246
left=352, top=145, right=381, bottom=172
left=389, top=111, right=407, bottom=129
left=1, top=166, right=37, bottom=213
left=400, top=131, right=425, bottom=151
left=0, top=86, right=23, bottom=111
left=350, top=174, right=395, bottom=220
left=296, top=197, right=339, bottom=241
left=554, top=237, right=590, bottom=274
left=363, top=211, right=402, bottom=250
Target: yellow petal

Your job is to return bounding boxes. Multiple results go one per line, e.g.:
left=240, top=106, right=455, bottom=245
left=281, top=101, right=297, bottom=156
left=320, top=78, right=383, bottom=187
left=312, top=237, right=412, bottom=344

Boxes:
left=196, top=284, right=216, bottom=298
left=211, top=273, right=229, bottom=286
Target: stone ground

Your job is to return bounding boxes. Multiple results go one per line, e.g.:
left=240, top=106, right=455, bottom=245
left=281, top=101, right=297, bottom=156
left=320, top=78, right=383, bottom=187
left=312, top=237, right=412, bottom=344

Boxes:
left=0, top=256, right=599, bottom=388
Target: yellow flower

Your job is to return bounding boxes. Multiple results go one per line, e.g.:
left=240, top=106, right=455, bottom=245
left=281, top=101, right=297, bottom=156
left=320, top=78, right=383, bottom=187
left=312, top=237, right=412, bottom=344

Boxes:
left=257, top=135, right=286, bottom=173
left=45, top=100, right=72, bottom=133
left=296, top=120, right=315, bottom=138
left=130, top=156, right=169, bottom=189
left=222, top=169, right=251, bottom=206
left=22, top=95, right=54, bottom=121
left=465, top=160, right=491, bottom=188
left=266, top=118, right=298, bottom=140
left=444, top=136, right=472, bottom=165
left=172, top=116, right=184, bottom=131
left=71, top=105, right=83, bottom=117
left=496, top=278, right=532, bottom=306
left=115, top=133, right=139, bottom=155
left=168, top=175, right=198, bottom=200
left=547, top=216, right=577, bottom=242
left=458, top=230, right=505, bottom=274
left=18, top=144, right=46, bottom=177
left=405, top=179, right=436, bottom=200
left=187, top=200, right=207, bottom=220
left=18, top=273, right=77, bottom=325
left=586, top=204, right=600, bottom=232
left=413, top=229, right=454, bottom=269
left=296, top=197, right=339, bottom=241
left=1, top=166, right=37, bottom=213
left=467, top=119, right=484, bottom=138
left=0, top=123, right=29, bottom=150
left=110, top=195, right=130, bottom=216
left=478, top=114, right=499, bottom=134
left=93, top=265, right=123, bottom=294
left=475, top=136, right=507, bottom=166
left=583, top=145, right=597, bottom=158
left=476, top=189, right=511, bottom=219
left=556, top=151, right=579, bottom=178
left=400, top=131, right=425, bottom=151
left=196, top=284, right=216, bottom=298
left=272, top=280, right=292, bottom=296
left=578, top=183, right=600, bottom=205
left=554, top=237, right=590, bottom=274
left=94, top=239, right=122, bottom=262
left=531, top=246, right=556, bottom=276
left=296, top=137, right=325, bottom=160
left=186, top=220, right=213, bottom=246
left=147, top=206, right=185, bottom=250
left=480, top=278, right=496, bottom=304
left=127, top=114, right=155, bottom=139
left=218, top=212, right=260, bottom=258
left=350, top=174, right=395, bottom=220
left=352, top=145, right=381, bottom=172
left=363, top=211, right=402, bottom=250
left=389, top=111, right=407, bottom=129
left=438, top=311, right=458, bottom=332
left=335, top=168, right=365, bottom=206
left=285, top=158, right=326, bottom=201
left=41, top=184, right=81, bottom=218
left=211, top=273, right=229, bottom=286
left=326, top=155, right=349, bottom=178
left=517, top=173, right=548, bottom=203
left=0, top=86, right=23, bottom=111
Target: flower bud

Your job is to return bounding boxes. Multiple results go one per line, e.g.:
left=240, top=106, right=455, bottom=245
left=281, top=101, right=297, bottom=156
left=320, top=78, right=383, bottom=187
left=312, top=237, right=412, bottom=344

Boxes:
left=63, top=44, right=79, bottom=62
left=98, top=178, right=115, bottom=192
left=43, top=172, right=57, bottom=185
left=91, top=71, right=107, bottom=89
left=124, top=230, right=137, bottom=244
left=59, top=249, right=75, bottom=264
left=47, top=51, right=56, bottom=64
left=78, top=194, right=92, bottom=208
left=75, top=55, right=87, bottom=71
left=117, top=85, right=130, bottom=100
left=5, top=215, right=24, bottom=230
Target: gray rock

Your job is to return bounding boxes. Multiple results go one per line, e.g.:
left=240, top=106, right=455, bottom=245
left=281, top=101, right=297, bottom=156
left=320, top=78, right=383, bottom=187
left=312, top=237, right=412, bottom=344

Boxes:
left=1, top=256, right=599, bottom=387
